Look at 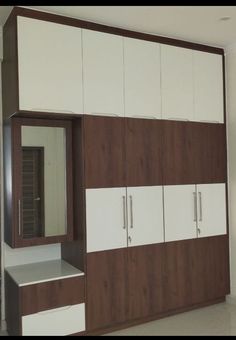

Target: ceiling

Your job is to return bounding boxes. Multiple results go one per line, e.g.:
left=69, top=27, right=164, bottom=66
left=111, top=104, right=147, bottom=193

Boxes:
left=1, top=6, right=236, bottom=48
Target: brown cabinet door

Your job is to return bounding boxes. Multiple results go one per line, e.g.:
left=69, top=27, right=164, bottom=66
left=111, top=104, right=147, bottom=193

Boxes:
left=126, top=118, right=163, bottom=187
left=86, top=248, right=128, bottom=332
left=194, top=123, right=227, bottom=184
left=127, top=244, right=165, bottom=321
left=84, top=116, right=126, bottom=188
left=163, top=236, right=230, bottom=311
left=163, top=121, right=227, bottom=185
left=162, top=120, right=199, bottom=185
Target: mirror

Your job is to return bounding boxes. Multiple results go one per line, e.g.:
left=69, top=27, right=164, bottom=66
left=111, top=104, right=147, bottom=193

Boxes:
left=21, top=125, right=67, bottom=239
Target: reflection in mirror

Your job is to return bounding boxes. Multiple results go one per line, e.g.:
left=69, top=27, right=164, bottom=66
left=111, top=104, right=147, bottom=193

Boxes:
left=21, top=126, right=67, bottom=238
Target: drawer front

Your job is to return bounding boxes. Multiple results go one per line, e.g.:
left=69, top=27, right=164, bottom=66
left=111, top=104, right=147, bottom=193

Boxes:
left=22, top=303, right=85, bottom=336
left=21, top=276, right=85, bottom=315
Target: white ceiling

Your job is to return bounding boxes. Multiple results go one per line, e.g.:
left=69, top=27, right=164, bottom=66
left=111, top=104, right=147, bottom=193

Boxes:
left=1, top=6, right=236, bottom=48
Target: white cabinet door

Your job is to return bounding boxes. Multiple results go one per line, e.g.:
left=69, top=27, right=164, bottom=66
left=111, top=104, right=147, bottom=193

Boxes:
left=86, top=188, right=127, bottom=252
left=124, top=37, right=161, bottom=119
left=82, top=29, right=124, bottom=116
left=127, top=186, right=164, bottom=247
left=17, top=16, right=83, bottom=114
left=161, top=44, right=194, bottom=121
left=193, top=51, right=224, bottom=123
left=197, top=183, right=227, bottom=238
left=164, top=185, right=197, bottom=242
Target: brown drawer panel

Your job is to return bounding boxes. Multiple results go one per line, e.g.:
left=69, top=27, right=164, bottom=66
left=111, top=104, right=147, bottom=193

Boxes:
left=21, top=276, right=85, bottom=316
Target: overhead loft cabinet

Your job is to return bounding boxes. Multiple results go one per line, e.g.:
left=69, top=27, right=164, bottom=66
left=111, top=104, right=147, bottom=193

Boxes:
left=2, top=6, right=229, bottom=337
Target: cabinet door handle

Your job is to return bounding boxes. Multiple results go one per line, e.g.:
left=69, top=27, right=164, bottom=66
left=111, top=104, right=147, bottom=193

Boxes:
left=128, top=236, right=132, bottom=244
left=198, top=192, right=203, bottom=222
left=18, top=199, right=21, bottom=236
left=122, top=196, right=126, bottom=229
left=193, top=192, right=197, bottom=222
left=129, top=195, right=133, bottom=228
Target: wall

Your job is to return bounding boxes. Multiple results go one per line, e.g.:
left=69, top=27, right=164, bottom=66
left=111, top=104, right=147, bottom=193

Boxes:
left=226, top=45, right=236, bottom=300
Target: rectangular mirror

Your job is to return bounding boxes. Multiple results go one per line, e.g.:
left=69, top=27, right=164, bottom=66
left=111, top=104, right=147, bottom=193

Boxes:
left=21, top=126, right=67, bottom=238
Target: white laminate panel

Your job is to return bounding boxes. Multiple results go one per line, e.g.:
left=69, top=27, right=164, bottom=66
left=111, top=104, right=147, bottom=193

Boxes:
left=193, top=51, right=224, bottom=123
left=82, top=29, right=124, bottom=116
left=164, top=184, right=197, bottom=242
left=197, top=183, right=227, bottom=238
left=22, top=303, right=85, bottom=336
left=161, top=44, right=194, bottom=121
left=5, top=260, right=84, bottom=286
left=17, top=16, right=83, bottom=114
left=86, top=187, right=127, bottom=252
left=127, top=186, right=164, bottom=247
left=124, top=37, right=161, bottom=119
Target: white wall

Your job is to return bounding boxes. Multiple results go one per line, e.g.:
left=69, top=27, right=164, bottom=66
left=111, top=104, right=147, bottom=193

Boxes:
left=226, top=45, right=236, bottom=299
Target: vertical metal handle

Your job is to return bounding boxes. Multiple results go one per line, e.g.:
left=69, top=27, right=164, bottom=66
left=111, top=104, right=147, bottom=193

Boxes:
left=193, top=192, right=197, bottom=222
left=198, top=192, right=203, bottom=222
left=129, top=195, right=133, bottom=228
left=122, top=196, right=126, bottom=229
left=18, top=199, right=21, bottom=235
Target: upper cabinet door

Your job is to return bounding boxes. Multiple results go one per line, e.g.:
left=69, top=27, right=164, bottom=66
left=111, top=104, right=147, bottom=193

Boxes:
left=193, top=51, right=224, bottom=123
left=127, top=186, right=164, bottom=247
left=17, top=17, right=83, bottom=114
left=164, top=185, right=197, bottom=242
left=161, top=45, right=194, bottom=121
left=86, top=188, right=127, bottom=253
left=124, top=38, right=161, bottom=119
left=82, top=29, right=124, bottom=117
left=196, top=183, right=227, bottom=238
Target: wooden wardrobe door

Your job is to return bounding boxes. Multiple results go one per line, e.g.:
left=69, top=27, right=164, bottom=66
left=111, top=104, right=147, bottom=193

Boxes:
left=194, top=123, right=227, bottom=184
left=127, top=244, right=165, bottom=321
left=86, top=248, right=128, bottom=332
left=83, top=116, right=126, bottom=188
left=162, top=120, right=198, bottom=185
left=126, top=118, right=163, bottom=187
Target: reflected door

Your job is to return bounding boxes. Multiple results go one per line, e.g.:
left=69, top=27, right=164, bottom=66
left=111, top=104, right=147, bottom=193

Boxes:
left=22, top=147, right=44, bottom=238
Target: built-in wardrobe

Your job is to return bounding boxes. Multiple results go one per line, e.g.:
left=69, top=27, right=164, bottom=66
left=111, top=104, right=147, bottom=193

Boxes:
left=2, top=6, right=229, bottom=336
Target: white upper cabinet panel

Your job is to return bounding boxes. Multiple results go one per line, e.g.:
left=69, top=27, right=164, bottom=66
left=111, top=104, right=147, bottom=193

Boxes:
left=127, top=186, right=164, bottom=247
left=82, top=29, right=124, bottom=117
left=197, top=183, right=227, bottom=238
left=164, top=185, right=197, bottom=242
left=124, top=37, right=161, bottom=119
left=161, top=44, right=194, bottom=121
left=193, top=51, right=224, bottom=123
left=17, top=16, right=83, bottom=114
left=86, top=188, right=127, bottom=253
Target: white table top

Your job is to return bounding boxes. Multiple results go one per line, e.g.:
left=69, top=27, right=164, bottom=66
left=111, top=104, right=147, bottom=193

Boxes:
left=6, top=259, right=84, bottom=287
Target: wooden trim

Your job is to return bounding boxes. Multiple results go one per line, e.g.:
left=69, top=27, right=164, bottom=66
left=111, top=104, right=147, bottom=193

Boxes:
left=6, top=6, right=224, bottom=55
left=5, top=271, right=21, bottom=336
left=10, top=117, right=73, bottom=248
left=86, top=296, right=225, bottom=335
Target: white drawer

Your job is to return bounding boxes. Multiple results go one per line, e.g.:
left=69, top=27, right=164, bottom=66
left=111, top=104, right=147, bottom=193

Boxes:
left=22, top=303, right=85, bottom=336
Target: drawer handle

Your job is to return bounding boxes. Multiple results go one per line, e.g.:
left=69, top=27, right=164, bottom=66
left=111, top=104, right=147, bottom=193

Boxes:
left=38, top=305, right=72, bottom=315
left=32, top=108, right=75, bottom=114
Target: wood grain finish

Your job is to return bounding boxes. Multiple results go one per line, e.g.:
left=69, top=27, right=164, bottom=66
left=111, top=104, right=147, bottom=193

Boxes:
left=163, top=120, right=227, bottom=185
left=163, top=235, right=230, bottom=311
left=126, top=118, right=163, bottom=186
left=9, top=6, right=223, bottom=55
left=127, top=244, right=165, bottom=320
left=2, top=11, right=19, bottom=119
left=21, top=276, right=85, bottom=316
left=162, top=120, right=198, bottom=185
left=5, top=271, right=21, bottom=336
left=194, top=123, right=227, bottom=184
left=84, top=116, right=126, bottom=188
left=86, top=248, right=128, bottom=332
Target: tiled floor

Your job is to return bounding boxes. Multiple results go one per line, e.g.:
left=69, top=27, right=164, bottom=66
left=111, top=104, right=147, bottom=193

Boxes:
left=106, top=302, right=236, bottom=336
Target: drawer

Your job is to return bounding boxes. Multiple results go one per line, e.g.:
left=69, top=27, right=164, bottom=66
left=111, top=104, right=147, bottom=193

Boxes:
left=21, top=276, right=85, bottom=315
left=22, top=303, right=85, bottom=336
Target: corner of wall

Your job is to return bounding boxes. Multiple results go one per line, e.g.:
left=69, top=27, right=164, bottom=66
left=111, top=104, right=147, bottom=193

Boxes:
left=0, top=26, right=2, bottom=61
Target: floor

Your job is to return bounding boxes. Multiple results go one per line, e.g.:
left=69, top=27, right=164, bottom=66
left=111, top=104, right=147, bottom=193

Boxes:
left=106, top=302, right=236, bottom=336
